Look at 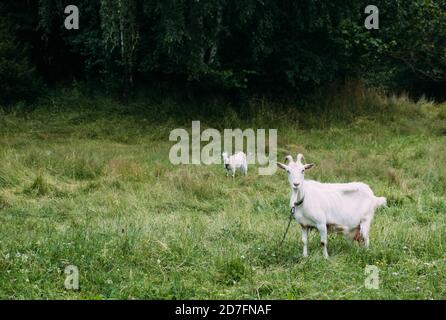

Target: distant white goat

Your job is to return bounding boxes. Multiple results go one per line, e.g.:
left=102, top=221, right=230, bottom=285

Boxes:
left=222, top=152, right=248, bottom=178
left=277, top=154, right=386, bottom=258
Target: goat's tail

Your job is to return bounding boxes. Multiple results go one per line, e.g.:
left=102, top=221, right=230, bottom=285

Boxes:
left=374, top=196, right=387, bottom=209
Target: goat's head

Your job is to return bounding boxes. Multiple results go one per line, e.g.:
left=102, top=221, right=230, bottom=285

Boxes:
left=277, top=153, right=315, bottom=190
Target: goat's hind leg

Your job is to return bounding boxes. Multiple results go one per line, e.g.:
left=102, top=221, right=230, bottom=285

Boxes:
left=360, top=215, right=373, bottom=248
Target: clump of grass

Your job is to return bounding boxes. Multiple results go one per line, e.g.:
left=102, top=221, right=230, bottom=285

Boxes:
left=424, top=142, right=446, bottom=193
left=151, top=162, right=167, bottom=179
left=62, top=153, right=104, bottom=180
left=104, top=159, right=146, bottom=182
left=0, top=165, right=21, bottom=188
left=215, top=256, right=249, bottom=285
left=167, top=168, right=224, bottom=200
left=23, top=173, right=52, bottom=197
left=0, top=194, right=10, bottom=210
left=437, top=104, right=446, bottom=120
left=81, top=181, right=103, bottom=194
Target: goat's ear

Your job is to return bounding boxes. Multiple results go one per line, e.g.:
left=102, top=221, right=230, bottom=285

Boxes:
left=304, top=163, right=315, bottom=170
left=277, top=162, right=288, bottom=171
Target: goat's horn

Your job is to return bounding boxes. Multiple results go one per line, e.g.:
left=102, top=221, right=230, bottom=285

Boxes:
left=296, top=153, right=305, bottom=164
left=284, top=155, right=294, bottom=164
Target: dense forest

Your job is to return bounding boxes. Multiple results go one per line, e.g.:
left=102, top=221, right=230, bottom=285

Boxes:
left=1, top=0, right=446, bottom=105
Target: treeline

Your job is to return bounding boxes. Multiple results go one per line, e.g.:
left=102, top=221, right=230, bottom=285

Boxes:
left=1, top=0, right=445, bottom=104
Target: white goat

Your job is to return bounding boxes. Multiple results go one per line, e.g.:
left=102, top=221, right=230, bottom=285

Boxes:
left=277, top=154, right=386, bottom=258
left=222, top=152, right=248, bottom=177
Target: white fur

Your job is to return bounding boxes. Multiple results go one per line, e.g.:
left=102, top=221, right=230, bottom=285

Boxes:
left=222, top=152, right=248, bottom=178
left=278, top=154, right=387, bottom=258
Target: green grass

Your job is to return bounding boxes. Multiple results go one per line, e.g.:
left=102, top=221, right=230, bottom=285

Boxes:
left=0, top=88, right=445, bottom=299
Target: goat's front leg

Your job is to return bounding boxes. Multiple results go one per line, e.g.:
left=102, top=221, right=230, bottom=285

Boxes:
left=317, top=223, right=329, bottom=259
left=301, top=227, right=308, bottom=257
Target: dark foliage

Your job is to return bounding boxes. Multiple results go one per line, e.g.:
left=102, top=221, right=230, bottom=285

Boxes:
left=0, top=18, right=40, bottom=105
left=0, top=0, right=445, bottom=104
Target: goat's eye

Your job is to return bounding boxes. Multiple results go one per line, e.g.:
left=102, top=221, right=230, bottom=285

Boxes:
left=302, top=170, right=305, bottom=174
left=286, top=170, right=290, bottom=173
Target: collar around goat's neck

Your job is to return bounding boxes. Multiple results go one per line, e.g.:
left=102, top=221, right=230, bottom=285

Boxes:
left=293, top=187, right=305, bottom=208
left=294, top=196, right=304, bottom=207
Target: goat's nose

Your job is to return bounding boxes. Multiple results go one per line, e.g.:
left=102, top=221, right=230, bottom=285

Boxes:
left=293, top=183, right=300, bottom=188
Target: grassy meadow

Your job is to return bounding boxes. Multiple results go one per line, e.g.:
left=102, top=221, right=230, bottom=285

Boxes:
left=0, top=86, right=445, bottom=299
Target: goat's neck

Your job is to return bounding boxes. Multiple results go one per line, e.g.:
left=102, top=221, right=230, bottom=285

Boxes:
left=290, top=181, right=305, bottom=208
